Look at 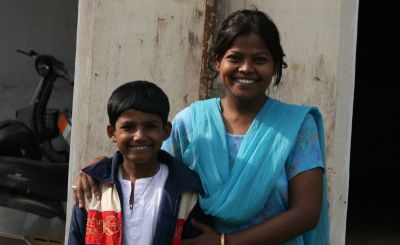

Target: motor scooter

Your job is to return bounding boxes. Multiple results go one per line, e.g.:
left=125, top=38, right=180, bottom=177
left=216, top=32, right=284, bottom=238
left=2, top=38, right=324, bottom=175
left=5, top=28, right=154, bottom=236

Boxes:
left=0, top=50, right=73, bottom=244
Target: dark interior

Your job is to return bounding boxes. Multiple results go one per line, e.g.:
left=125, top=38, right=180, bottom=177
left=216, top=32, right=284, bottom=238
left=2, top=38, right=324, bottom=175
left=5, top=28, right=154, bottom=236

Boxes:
left=346, top=0, right=399, bottom=243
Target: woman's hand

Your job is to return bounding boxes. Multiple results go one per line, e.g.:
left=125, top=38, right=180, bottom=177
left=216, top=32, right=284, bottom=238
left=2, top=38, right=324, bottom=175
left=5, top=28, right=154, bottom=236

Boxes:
left=73, top=156, right=105, bottom=208
left=182, top=219, right=221, bottom=245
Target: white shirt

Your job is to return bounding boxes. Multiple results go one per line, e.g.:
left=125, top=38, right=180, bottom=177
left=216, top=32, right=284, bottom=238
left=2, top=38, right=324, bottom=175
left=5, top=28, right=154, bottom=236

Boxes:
left=119, top=163, right=168, bottom=245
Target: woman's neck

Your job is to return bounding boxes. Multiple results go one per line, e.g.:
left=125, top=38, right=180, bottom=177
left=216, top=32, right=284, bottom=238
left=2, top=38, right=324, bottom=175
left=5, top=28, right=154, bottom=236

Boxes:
left=220, top=95, right=268, bottom=135
left=223, top=95, right=268, bottom=114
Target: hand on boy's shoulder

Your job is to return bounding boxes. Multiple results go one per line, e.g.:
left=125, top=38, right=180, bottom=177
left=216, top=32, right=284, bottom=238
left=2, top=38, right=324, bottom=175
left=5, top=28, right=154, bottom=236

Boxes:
left=74, top=155, right=107, bottom=208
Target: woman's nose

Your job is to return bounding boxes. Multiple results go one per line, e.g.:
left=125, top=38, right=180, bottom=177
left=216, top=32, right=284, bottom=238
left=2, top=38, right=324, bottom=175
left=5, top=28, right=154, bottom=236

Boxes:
left=238, top=60, right=255, bottom=73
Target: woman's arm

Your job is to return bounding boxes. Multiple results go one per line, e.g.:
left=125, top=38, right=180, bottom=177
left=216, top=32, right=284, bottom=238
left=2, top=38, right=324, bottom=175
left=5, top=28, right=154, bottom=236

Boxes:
left=183, top=168, right=323, bottom=245
left=74, top=156, right=105, bottom=208
left=226, top=168, right=323, bottom=244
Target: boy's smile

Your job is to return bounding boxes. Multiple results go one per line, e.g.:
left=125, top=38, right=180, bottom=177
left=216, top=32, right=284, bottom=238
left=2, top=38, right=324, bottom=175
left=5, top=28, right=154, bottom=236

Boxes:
left=108, top=109, right=171, bottom=173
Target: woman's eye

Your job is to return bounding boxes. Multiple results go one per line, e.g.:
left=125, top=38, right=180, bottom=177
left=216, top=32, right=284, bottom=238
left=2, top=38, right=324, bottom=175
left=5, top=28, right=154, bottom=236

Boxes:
left=254, top=56, right=269, bottom=64
left=226, top=55, right=241, bottom=62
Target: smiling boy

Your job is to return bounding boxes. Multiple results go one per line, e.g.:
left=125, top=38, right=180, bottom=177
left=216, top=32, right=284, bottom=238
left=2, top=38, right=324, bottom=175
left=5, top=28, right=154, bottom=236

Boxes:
left=68, top=81, right=209, bottom=245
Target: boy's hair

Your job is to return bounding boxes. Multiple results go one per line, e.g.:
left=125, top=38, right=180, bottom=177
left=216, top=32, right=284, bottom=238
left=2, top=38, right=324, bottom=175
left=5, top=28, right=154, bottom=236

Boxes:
left=208, top=9, right=287, bottom=86
left=107, top=80, right=170, bottom=127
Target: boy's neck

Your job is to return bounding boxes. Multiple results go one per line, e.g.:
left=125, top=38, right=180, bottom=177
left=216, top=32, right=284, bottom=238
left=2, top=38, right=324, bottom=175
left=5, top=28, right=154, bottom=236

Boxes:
left=122, top=161, right=160, bottom=182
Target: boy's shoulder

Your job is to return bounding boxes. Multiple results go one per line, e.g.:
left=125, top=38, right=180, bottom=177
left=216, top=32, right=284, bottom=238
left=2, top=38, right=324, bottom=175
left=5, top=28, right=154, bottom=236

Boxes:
left=158, top=150, right=203, bottom=194
left=81, top=151, right=123, bottom=184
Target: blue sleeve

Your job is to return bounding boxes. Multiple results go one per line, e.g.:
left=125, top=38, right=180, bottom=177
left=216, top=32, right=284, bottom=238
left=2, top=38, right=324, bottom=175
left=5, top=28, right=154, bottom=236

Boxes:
left=162, top=107, right=193, bottom=166
left=286, top=113, right=324, bottom=180
left=68, top=205, right=87, bottom=245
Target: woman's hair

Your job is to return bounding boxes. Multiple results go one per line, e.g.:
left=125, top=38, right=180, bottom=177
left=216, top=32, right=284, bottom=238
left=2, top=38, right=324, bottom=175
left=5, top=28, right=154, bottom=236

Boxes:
left=107, top=80, right=170, bottom=127
left=208, top=9, right=287, bottom=86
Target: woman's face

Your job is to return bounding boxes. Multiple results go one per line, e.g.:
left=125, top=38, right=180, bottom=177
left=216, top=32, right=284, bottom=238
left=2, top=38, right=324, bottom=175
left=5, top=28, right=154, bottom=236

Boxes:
left=217, top=33, right=275, bottom=103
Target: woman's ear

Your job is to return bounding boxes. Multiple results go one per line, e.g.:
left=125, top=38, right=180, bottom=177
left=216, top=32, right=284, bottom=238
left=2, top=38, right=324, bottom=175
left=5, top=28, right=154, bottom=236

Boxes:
left=216, top=60, right=220, bottom=71
left=107, top=125, right=116, bottom=142
left=162, top=122, right=172, bottom=140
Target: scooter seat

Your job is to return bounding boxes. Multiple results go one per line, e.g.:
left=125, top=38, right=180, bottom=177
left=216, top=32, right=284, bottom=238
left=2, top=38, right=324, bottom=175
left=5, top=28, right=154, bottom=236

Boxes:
left=0, top=188, right=65, bottom=219
left=0, top=156, right=67, bottom=201
left=0, top=120, right=41, bottom=160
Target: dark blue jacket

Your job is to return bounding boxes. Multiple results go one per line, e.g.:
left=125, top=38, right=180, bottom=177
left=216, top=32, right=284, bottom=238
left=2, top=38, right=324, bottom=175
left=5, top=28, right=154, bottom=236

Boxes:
left=68, top=150, right=211, bottom=245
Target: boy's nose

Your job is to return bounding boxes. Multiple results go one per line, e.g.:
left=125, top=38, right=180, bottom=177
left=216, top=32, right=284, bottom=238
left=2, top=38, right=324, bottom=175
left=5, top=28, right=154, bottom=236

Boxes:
left=133, top=128, right=145, bottom=140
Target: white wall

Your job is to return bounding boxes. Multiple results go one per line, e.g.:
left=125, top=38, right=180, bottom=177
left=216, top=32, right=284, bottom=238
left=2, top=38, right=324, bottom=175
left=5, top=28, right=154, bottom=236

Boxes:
left=0, top=0, right=78, bottom=120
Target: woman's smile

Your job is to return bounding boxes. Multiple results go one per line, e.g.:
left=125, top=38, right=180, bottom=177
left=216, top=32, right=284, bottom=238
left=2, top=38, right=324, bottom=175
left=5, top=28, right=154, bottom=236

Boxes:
left=217, top=33, right=275, bottom=103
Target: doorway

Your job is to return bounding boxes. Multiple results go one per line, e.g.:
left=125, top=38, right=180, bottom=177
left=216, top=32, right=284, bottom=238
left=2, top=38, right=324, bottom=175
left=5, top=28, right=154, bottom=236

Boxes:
left=346, top=0, right=400, bottom=244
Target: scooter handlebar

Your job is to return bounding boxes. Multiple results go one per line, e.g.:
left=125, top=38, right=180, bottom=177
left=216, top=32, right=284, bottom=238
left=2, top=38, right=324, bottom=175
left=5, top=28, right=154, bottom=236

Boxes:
left=17, top=49, right=38, bottom=58
left=17, top=49, right=74, bottom=85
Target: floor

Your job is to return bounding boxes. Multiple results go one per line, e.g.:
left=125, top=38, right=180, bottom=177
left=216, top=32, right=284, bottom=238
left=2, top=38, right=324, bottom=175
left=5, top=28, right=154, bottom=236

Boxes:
left=346, top=218, right=400, bottom=245
left=345, top=191, right=400, bottom=245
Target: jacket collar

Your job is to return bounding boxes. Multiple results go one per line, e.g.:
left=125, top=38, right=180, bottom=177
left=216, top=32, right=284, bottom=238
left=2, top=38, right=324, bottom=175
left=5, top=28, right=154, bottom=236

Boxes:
left=82, top=150, right=204, bottom=195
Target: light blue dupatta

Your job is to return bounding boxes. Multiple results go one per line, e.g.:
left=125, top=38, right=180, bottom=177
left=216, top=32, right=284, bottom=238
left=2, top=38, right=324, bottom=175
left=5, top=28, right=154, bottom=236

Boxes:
left=184, top=98, right=328, bottom=244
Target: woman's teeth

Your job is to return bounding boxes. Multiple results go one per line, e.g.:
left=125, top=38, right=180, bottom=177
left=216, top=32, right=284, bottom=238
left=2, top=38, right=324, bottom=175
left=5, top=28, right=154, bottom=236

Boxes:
left=236, top=79, right=255, bottom=84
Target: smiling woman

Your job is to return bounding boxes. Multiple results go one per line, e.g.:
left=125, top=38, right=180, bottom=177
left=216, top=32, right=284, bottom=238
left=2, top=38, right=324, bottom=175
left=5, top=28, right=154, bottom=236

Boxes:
left=217, top=33, right=275, bottom=107
left=160, top=9, right=328, bottom=245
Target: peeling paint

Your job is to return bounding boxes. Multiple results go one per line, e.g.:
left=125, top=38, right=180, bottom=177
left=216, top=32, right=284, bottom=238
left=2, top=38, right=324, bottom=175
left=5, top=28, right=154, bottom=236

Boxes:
left=188, top=31, right=200, bottom=47
left=196, top=8, right=204, bottom=19
left=183, top=94, right=189, bottom=107
left=199, top=0, right=217, bottom=99
left=291, top=62, right=301, bottom=72
left=155, top=17, right=167, bottom=44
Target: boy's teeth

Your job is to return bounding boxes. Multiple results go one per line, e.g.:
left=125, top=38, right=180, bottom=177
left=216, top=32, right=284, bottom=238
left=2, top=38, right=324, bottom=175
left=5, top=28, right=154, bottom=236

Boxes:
left=133, top=146, right=149, bottom=149
left=236, top=79, right=255, bottom=84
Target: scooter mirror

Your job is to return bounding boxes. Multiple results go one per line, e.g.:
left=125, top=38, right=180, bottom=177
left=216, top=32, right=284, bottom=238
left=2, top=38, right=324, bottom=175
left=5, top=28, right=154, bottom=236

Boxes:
left=35, top=56, right=53, bottom=77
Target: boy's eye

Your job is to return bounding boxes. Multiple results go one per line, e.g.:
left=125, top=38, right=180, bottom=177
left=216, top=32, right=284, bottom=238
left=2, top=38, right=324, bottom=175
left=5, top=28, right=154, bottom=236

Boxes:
left=146, top=123, right=160, bottom=129
left=121, top=124, right=135, bottom=130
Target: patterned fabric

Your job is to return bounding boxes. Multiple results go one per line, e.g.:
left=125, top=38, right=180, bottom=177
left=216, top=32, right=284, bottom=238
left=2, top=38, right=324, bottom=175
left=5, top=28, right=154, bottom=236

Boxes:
left=85, top=184, right=122, bottom=244
left=162, top=97, right=329, bottom=245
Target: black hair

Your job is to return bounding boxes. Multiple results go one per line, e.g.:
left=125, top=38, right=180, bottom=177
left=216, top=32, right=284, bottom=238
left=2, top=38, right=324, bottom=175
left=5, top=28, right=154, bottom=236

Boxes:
left=107, top=80, right=170, bottom=127
left=208, top=9, right=287, bottom=86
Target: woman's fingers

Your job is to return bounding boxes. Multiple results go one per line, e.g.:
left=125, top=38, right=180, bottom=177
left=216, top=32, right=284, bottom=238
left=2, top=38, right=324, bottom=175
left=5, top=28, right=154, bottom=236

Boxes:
left=182, top=219, right=220, bottom=245
left=191, top=219, right=214, bottom=233
left=86, top=171, right=100, bottom=201
left=84, top=156, right=106, bottom=200
left=74, top=170, right=90, bottom=208
left=73, top=156, right=107, bottom=208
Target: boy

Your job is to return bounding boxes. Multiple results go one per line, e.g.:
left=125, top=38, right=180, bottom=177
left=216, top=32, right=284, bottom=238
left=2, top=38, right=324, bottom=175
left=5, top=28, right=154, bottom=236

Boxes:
left=68, top=81, right=209, bottom=245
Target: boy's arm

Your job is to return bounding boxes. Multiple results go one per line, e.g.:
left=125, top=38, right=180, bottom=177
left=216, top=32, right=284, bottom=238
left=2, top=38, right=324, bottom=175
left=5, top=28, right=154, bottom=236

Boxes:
left=68, top=205, right=87, bottom=245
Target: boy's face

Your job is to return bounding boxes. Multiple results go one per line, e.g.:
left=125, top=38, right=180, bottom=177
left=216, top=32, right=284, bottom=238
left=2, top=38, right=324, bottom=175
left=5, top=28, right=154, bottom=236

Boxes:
left=107, top=109, right=171, bottom=167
